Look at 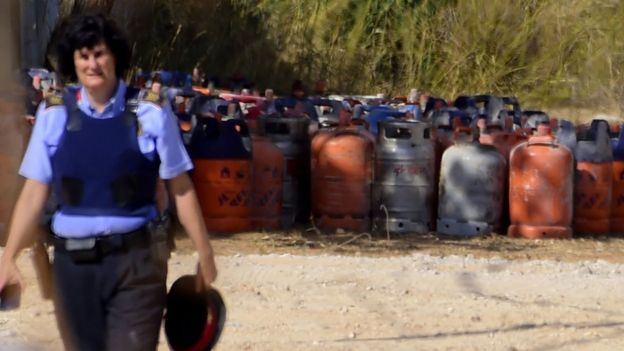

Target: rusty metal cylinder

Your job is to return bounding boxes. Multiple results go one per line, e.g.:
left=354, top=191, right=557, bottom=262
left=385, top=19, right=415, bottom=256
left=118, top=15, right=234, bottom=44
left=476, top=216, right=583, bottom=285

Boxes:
left=257, top=116, right=310, bottom=228
left=437, top=128, right=506, bottom=236
left=612, top=124, right=624, bottom=233
left=508, top=125, right=574, bottom=239
left=251, top=136, right=283, bottom=230
left=372, top=120, right=434, bottom=234
left=311, top=128, right=374, bottom=232
left=479, top=125, right=528, bottom=165
left=478, top=119, right=529, bottom=230
left=190, top=118, right=252, bottom=233
left=574, top=119, right=613, bottom=234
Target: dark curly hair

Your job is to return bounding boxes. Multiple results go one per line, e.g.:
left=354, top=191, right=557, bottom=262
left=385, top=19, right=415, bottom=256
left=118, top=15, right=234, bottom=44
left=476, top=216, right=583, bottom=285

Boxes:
left=56, top=14, right=131, bottom=82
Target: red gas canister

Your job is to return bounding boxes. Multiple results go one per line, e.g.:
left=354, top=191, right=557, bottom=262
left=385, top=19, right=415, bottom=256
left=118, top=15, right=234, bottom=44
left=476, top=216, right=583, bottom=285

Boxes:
left=574, top=119, right=613, bottom=234
left=190, top=118, right=252, bottom=233
left=478, top=119, right=529, bottom=230
left=251, top=136, right=283, bottom=230
left=612, top=123, right=624, bottom=232
left=508, top=125, right=574, bottom=238
left=478, top=120, right=528, bottom=164
left=311, top=128, right=374, bottom=232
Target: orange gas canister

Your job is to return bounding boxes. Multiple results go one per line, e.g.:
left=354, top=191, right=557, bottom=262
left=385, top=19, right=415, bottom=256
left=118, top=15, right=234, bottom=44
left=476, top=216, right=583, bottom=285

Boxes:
left=190, top=118, right=252, bottom=233
left=478, top=120, right=528, bottom=164
left=574, top=119, right=613, bottom=235
left=311, top=128, right=374, bottom=232
left=612, top=123, right=624, bottom=232
left=192, top=160, right=252, bottom=233
left=508, top=125, right=574, bottom=239
left=611, top=122, right=621, bottom=138
left=251, top=136, right=283, bottom=230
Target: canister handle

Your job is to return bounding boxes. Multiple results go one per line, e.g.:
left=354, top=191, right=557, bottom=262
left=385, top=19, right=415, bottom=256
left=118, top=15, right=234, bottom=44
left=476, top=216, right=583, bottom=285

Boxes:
left=527, top=124, right=554, bottom=146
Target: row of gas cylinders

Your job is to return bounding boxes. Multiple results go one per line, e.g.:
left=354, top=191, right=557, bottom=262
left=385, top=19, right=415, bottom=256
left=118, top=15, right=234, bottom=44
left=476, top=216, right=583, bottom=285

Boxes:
left=189, top=113, right=624, bottom=238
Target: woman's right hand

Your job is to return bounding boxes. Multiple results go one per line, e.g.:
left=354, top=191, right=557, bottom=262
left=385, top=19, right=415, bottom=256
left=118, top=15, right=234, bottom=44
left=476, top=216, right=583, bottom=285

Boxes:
left=0, top=256, right=24, bottom=293
left=25, top=115, right=36, bottom=125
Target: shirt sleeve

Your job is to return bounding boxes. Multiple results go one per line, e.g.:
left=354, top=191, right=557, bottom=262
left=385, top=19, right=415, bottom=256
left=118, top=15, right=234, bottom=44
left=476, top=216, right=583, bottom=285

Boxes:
left=18, top=102, right=67, bottom=183
left=137, top=101, right=193, bottom=179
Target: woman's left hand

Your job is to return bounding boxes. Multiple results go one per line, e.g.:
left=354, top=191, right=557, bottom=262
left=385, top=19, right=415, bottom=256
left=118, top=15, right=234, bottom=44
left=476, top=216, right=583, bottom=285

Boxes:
left=196, top=243, right=218, bottom=290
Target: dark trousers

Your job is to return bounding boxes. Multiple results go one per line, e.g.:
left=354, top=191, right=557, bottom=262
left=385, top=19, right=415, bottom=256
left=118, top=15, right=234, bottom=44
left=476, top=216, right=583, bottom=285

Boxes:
left=53, top=245, right=167, bottom=351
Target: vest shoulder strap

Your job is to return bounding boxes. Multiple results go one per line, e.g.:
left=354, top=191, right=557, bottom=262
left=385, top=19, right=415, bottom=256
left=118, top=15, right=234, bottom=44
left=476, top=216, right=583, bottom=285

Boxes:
left=62, top=89, right=82, bottom=131
left=45, top=93, right=64, bottom=108
left=122, top=87, right=142, bottom=130
left=124, top=87, right=141, bottom=114
left=141, top=90, right=163, bottom=105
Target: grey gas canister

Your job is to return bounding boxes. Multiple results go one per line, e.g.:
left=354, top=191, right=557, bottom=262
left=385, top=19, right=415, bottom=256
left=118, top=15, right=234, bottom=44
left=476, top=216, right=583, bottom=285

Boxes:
left=437, top=128, right=506, bottom=236
left=373, top=120, right=435, bottom=234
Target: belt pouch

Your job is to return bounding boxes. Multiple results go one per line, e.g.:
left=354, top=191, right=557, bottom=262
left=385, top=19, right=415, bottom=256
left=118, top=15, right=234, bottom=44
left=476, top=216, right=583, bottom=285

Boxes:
left=64, top=238, right=100, bottom=263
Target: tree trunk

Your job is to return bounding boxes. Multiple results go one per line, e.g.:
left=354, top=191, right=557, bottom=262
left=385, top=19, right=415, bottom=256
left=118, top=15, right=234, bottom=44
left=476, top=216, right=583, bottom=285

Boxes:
left=0, top=0, right=30, bottom=245
left=21, top=0, right=60, bottom=69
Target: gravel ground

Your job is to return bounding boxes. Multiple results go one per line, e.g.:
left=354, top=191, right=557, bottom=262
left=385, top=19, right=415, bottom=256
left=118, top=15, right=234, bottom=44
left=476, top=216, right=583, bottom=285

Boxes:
left=2, top=239, right=624, bottom=351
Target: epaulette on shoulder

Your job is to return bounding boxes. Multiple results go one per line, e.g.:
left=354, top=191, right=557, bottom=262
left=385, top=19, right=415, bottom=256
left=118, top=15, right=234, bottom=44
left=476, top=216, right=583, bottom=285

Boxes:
left=45, top=94, right=64, bottom=108
left=141, top=90, right=163, bottom=105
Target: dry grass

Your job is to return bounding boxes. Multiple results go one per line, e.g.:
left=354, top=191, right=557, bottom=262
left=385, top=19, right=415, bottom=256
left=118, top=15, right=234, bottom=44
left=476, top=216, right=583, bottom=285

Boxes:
left=171, top=225, right=624, bottom=264
left=60, top=0, right=624, bottom=111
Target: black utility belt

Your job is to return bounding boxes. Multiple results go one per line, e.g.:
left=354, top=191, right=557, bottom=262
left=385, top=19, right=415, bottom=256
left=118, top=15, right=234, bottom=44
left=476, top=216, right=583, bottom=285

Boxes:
left=53, top=228, right=150, bottom=262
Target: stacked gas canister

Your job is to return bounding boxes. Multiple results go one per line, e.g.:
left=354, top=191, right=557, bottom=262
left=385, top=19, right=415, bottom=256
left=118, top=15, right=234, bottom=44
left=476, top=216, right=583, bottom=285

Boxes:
left=179, top=88, right=623, bottom=238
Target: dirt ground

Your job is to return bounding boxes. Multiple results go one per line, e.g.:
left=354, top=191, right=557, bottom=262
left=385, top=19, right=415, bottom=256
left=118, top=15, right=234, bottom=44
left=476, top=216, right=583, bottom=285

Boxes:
left=2, top=230, right=624, bottom=350
left=196, top=229, right=624, bottom=263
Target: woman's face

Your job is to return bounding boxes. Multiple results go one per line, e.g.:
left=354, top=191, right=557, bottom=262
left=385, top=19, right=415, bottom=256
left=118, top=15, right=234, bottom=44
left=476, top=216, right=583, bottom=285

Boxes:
left=73, top=42, right=116, bottom=91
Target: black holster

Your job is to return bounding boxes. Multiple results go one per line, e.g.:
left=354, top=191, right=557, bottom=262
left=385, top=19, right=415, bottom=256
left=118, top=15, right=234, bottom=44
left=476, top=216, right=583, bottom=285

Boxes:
left=146, top=212, right=173, bottom=263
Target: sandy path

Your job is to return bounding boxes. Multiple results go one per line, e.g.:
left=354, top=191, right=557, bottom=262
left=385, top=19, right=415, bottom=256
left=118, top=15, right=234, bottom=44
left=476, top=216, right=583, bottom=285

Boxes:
left=1, top=246, right=624, bottom=351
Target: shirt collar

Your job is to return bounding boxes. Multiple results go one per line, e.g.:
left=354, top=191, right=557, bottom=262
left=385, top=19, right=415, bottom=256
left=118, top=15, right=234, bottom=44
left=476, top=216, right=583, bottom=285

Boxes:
left=77, top=80, right=127, bottom=118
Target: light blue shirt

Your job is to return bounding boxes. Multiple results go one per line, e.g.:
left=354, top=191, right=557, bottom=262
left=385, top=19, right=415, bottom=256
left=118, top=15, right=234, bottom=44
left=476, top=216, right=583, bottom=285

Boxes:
left=19, top=80, right=193, bottom=238
left=399, top=104, right=422, bottom=120
left=366, top=108, right=407, bottom=136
